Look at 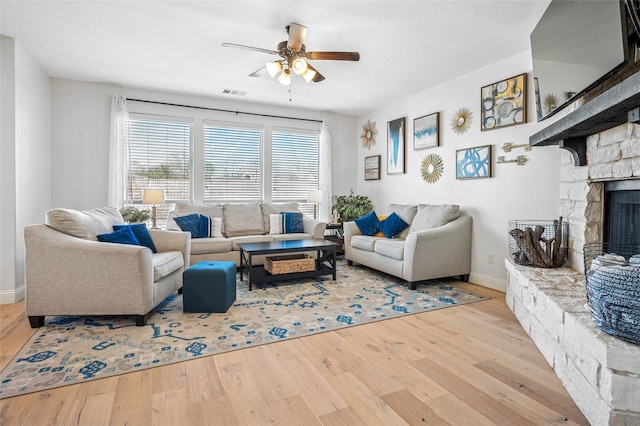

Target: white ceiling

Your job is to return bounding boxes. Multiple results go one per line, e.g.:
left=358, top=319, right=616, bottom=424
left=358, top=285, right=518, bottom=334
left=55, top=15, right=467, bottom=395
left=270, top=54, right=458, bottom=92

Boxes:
left=0, top=0, right=551, bottom=116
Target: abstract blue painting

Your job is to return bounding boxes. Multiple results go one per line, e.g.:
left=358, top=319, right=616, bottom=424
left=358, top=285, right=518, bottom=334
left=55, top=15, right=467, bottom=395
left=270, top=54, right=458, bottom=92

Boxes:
left=387, top=117, right=406, bottom=175
left=414, top=112, right=439, bottom=150
left=456, top=145, right=492, bottom=179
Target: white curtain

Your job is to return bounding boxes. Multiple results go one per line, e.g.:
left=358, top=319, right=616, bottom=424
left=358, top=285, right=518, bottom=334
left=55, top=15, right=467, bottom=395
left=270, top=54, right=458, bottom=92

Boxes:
left=319, top=120, right=332, bottom=222
left=108, top=94, right=129, bottom=208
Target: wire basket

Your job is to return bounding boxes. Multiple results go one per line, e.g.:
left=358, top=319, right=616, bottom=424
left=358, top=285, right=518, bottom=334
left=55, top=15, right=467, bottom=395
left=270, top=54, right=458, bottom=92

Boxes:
left=508, top=219, right=568, bottom=267
left=583, top=243, right=640, bottom=345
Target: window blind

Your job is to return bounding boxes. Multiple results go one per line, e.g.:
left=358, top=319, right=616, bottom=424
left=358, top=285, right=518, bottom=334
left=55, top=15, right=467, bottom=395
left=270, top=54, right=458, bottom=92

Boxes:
left=203, top=124, right=262, bottom=202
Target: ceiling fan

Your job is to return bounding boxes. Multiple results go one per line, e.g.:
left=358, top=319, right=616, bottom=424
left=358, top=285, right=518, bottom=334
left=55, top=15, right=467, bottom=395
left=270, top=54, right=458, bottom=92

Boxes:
left=222, top=23, right=360, bottom=86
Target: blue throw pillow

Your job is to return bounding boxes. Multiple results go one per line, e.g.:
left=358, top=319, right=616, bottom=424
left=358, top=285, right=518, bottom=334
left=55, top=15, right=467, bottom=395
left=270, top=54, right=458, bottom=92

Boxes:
left=114, top=223, right=157, bottom=253
left=174, top=213, right=201, bottom=238
left=97, top=226, right=141, bottom=246
left=280, top=212, right=304, bottom=233
left=354, top=210, right=380, bottom=236
left=378, top=212, right=409, bottom=238
left=199, top=214, right=213, bottom=238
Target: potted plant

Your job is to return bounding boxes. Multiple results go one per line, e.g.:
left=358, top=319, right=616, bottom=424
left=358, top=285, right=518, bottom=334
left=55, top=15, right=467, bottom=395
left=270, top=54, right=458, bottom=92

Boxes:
left=332, top=190, right=373, bottom=223
left=119, top=206, right=152, bottom=224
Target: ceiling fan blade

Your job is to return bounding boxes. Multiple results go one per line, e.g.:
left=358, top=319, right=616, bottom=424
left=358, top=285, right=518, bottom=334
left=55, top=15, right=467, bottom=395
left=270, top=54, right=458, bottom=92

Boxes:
left=249, top=66, right=266, bottom=77
left=286, top=23, right=308, bottom=51
left=222, top=42, right=278, bottom=55
left=306, top=51, right=360, bottom=61
left=306, top=64, right=325, bottom=83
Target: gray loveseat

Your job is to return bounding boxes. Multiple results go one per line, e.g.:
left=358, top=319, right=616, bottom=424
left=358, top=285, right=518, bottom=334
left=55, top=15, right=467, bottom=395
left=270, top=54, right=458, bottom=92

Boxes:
left=344, top=204, right=472, bottom=289
left=166, top=202, right=327, bottom=266
left=24, top=207, right=190, bottom=327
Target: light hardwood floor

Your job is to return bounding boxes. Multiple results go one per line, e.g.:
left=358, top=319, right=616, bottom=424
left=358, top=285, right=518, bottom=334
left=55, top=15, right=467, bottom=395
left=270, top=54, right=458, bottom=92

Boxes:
left=0, top=281, right=588, bottom=425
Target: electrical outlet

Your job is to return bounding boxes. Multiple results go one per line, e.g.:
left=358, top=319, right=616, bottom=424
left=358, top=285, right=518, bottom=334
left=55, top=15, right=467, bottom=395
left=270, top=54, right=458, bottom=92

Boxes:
left=488, top=253, right=495, bottom=264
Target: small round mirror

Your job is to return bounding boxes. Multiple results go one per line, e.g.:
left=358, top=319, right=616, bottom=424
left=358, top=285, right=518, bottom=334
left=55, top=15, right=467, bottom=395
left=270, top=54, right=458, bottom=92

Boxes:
left=457, top=117, right=465, bottom=126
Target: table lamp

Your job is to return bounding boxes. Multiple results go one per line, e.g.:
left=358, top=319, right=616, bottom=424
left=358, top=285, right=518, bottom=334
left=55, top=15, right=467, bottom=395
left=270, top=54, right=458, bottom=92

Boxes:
left=307, top=189, right=324, bottom=220
left=142, top=188, right=165, bottom=229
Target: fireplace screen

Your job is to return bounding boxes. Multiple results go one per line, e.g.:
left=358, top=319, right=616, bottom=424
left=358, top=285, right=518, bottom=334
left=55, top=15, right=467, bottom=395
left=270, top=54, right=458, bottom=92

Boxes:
left=604, top=186, right=640, bottom=252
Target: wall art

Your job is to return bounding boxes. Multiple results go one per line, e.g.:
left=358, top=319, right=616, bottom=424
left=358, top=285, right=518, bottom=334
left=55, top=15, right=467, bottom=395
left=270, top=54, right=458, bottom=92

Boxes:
left=456, top=145, right=492, bottom=179
left=421, top=154, right=443, bottom=183
left=450, top=107, right=473, bottom=135
left=387, top=117, right=406, bottom=175
left=364, top=155, right=381, bottom=180
left=413, top=112, right=439, bottom=150
left=360, top=120, right=377, bottom=150
left=480, top=73, right=527, bottom=131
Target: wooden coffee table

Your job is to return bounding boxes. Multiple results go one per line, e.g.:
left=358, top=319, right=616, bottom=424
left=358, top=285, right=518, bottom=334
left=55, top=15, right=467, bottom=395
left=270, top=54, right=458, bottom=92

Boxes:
left=238, top=239, right=339, bottom=291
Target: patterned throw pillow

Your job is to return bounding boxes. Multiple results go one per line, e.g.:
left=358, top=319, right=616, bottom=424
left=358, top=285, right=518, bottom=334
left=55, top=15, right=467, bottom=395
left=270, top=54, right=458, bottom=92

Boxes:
left=199, top=215, right=224, bottom=238
left=280, top=212, right=304, bottom=234
left=174, top=213, right=201, bottom=238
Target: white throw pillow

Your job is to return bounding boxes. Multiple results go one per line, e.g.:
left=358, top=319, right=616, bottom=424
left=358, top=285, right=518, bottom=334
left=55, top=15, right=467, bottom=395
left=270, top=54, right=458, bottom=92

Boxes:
left=269, top=214, right=283, bottom=235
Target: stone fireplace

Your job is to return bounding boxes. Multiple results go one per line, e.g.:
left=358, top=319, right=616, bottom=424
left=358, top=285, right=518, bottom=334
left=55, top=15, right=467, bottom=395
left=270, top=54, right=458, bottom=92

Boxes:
left=506, top=72, right=640, bottom=425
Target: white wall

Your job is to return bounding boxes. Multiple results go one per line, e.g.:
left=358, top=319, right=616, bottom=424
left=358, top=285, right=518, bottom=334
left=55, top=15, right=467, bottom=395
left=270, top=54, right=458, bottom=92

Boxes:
left=50, top=78, right=358, bottom=211
left=356, top=51, right=562, bottom=290
left=0, top=36, right=51, bottom=303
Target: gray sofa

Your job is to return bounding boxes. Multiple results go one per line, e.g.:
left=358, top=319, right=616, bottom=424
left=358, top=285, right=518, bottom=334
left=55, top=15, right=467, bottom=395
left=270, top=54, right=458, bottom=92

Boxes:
left=24, top=207, right=190, bottom=327
left=166, top=202, right=327, bottom=265
left=344, top=204, right=472, bottom=289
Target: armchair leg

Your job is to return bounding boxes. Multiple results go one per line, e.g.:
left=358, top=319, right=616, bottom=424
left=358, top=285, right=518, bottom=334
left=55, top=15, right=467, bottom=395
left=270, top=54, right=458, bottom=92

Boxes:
left=460, top=274, right=470, bottom=282
left=134, top=314, right=149, bottom=326
left=178, top=287, right=183, bottom=294
left=409, top=282, right=417, bottom=290
left=28, top=315, right=45, bottom=328
left=347, top=260, right=354, bottom=266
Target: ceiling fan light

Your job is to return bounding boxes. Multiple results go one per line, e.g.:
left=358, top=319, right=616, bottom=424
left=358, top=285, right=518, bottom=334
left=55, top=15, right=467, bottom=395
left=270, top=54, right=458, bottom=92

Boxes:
left=266, top=61, right=282, bottom=78
left=277, top=69, right=292, bottom=86
left=291, top=57, right=308, bottom=75
left=302, top=68, right=317, bottom=83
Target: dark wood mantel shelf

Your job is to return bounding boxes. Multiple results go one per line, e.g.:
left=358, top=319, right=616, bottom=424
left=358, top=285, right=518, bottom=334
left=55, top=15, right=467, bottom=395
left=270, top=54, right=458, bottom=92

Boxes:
left=530, top=71, right=640, bottom=166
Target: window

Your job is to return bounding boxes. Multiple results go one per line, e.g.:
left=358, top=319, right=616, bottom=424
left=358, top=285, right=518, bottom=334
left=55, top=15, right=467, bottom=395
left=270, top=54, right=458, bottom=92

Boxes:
left=203, top=123, right=262, bottom=202
left=272, top=128, right=319, bottom=216
left=126, top=115, right=193, bottom=225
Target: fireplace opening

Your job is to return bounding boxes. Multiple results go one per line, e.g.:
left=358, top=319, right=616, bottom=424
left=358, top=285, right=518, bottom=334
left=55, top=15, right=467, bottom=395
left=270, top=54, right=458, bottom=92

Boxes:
left=604, top=179, right=640, bottom=255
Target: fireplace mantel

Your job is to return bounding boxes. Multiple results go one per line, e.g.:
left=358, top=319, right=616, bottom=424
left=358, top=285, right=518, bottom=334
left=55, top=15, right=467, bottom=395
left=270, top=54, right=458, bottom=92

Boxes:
left=530, top=72, right=640, bottom=166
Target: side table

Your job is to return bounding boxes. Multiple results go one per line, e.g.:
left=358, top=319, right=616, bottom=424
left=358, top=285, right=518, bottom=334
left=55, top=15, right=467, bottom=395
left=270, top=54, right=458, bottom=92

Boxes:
left=325, top=223, right=344, bottom=255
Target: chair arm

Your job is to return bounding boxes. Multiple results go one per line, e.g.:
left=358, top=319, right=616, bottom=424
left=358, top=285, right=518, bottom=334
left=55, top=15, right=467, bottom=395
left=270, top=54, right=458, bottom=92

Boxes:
left=403, top=215, right=472, bottom=281
left=342, top=221, right=361, bottom=247
left=24, top=224, right=155, bottom=315
left=149, top=229, right=191, bottom=270
left=302, top=217, right=327, bottom=239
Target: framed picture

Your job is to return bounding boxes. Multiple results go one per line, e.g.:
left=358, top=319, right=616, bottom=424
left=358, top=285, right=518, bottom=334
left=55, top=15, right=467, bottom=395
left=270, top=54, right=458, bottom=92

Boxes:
left=480, top=73, right=527, bottom=131
left=387, top=117, right=406, bottom=175
left=413, top=112, right=439, bottom=150
left=456, top=145, right=492, bottom=179
left=364, top=155, right=381, bottom=180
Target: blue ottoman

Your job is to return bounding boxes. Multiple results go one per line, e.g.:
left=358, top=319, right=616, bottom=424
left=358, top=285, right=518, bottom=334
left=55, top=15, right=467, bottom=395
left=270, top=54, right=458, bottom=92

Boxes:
left=183, top=261, right=237, bottom=313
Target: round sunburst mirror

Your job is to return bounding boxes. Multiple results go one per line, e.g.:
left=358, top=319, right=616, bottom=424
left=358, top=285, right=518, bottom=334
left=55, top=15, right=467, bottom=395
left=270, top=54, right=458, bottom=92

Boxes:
left=421, top=154, right=444, bottom=183
left=451, top=107, right=473, bottom=135
left=360, top=120, right=378, bottom=149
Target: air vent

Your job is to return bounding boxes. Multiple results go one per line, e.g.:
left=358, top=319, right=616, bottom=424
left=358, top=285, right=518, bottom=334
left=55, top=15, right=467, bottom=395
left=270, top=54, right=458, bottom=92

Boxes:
left=222, top=89, right=248, bottom=96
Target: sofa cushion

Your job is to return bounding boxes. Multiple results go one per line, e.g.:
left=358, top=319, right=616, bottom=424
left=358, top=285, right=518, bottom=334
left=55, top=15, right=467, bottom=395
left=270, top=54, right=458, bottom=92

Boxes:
left=152, top=251, right=184, bottom=281
left=223, top=203, right=265, bottom=236
left=113, top=223, right=157, bottom=253
left=355, top=211, right=380, bottom=236
left=175, top=203, right=224, bottom=219
left=409, top=204, right=460, bottom=233
left=387, top=204, right=418, bottom=239
left=261, top=202, right=299, bottom=232
left=97, top=226, right=141, bottom=246
left=190, top=238, right=232, bottom=255
left=378, top=212, right=409, bottom=238
left=350, top=235, right=379, bottom=252
left=46, top=206, right=124, bottom=240
left=374, top=238, right=405, bottom=260
left=228, top=235, right=274, bottom=250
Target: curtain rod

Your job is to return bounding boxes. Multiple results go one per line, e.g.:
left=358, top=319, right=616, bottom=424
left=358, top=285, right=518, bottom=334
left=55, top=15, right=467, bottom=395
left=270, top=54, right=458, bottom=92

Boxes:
left=127, top=98, right=323, bottom=124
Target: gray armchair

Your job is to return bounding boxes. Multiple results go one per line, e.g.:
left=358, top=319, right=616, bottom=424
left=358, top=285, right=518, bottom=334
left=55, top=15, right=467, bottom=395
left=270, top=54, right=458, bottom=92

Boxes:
left=24, top=207, right=190, bottom=327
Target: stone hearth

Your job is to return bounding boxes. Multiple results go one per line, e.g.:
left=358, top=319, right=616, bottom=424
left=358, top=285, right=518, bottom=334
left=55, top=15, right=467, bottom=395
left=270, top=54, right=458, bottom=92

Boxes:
left=507, top=119, right=640, bottom=425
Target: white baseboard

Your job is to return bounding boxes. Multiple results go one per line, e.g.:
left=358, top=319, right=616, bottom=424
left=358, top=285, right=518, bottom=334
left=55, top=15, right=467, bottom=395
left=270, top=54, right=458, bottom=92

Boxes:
left=469, top=272, right=506, bottom=292
left=0, top=285, right=25, bottom=304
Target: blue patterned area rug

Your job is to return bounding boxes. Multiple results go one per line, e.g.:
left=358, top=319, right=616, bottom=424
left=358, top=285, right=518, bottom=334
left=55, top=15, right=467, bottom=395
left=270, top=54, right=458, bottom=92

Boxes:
left=0, top=262, right=489, bottom=398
